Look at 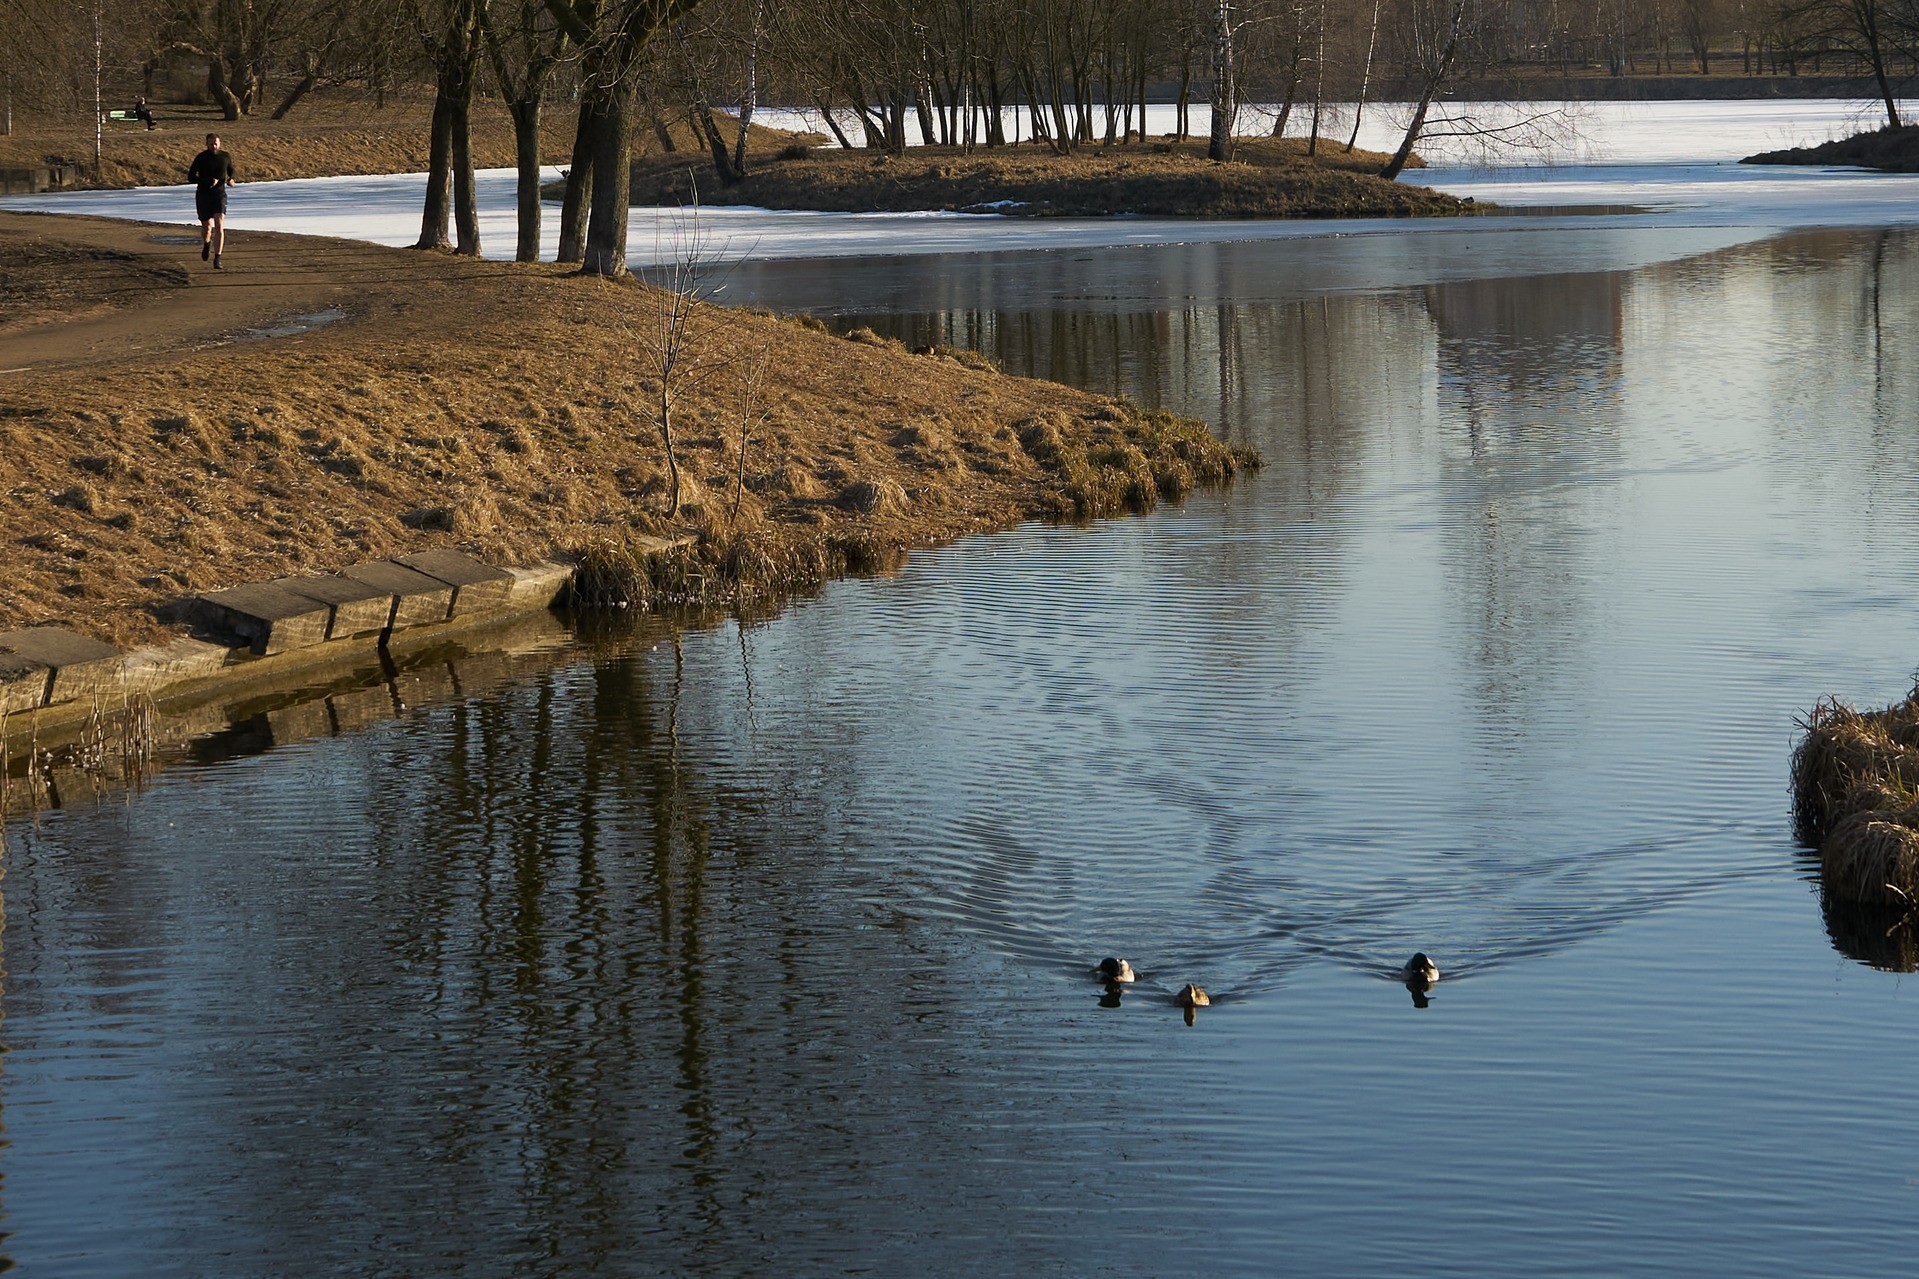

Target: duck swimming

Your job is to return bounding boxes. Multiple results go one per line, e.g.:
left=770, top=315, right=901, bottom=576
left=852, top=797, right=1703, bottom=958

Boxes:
left=1174, top=983, right=1210, bottom=1009
left=1095, top=957, right=1137, bottom=984
left=1401, top=953, right=1439, bottom=986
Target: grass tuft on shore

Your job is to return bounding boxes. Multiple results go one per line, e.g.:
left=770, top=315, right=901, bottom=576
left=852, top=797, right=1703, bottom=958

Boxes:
left=1793, top=689, right=1919, bottom=907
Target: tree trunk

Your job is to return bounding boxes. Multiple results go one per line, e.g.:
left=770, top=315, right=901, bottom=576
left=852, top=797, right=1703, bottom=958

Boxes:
left=985, top=65, right=1007, bottom=145
left=206, top=57, right=242, bottom=121
left=1307, top=2, right=1326, bottom=157
left=658, top=384, right=681, bottom=515
left=1208, top=0, right=1235, bottom=162
left=559, top=85, right=597, bottom=264
left=416, top=90, right=455, bottom=251
left=1345, top=0, right=1381, bottom=152
left=497, top=100, right=537, bottom=263
left=1175, top=51, right=1191, bottom=139
left=733, top=0, right=763, bottom=175
left=270, top=73, right=316, bottom=121
left=914, top=89, right=935, bottom=147
left=1273, top=62, right=1298, bottom=137
left=1379, top=0, right=1465, bottom=182
left=582, top=71, right=635, bottom=278
left=1861, top=5, right=1902, bottom=128
left=691, top=104, right=743, bottom=183
left=451, top=89, right=480, bottom=256
left=814, top=98, right=855, bottom=148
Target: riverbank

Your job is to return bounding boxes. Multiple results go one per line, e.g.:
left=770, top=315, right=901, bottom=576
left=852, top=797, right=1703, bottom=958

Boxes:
left=622, top=137, right=1466, bottom=218
left=0, top=210, right=1254, bottom=656
left=1744, top=124, right=1919, bottom=171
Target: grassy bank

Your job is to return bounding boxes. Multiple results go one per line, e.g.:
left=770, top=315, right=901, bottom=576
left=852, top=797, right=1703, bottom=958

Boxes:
left=623, top=136, right=1467, bottom=218
left=0, top=212, right=1254, bottom=651
left=1744, top=125, right=1919, bottom=171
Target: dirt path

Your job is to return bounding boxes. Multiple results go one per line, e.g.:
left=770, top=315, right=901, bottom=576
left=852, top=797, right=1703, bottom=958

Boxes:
left=0, top=210, right=507, bottom=373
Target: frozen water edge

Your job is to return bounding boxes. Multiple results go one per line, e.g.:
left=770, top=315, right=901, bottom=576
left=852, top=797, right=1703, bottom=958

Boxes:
left=4, top=97, right=1918, bottom=272
left=7, top=162, right=1918, bottom=274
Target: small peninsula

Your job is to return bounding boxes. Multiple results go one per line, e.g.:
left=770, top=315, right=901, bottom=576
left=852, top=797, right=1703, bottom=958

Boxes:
left=623, top=136, right=1469, bottom=220
left=1744, top=124, right=1919, bottom=171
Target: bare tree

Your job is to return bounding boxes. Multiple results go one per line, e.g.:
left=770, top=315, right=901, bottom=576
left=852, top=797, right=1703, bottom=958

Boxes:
left=632, top=196, right=731, bottom=514
left=409, top=0, right=485, bottom=255
left=1774, top=0, right=1908, bottom=126
left=546, top=0, right=706, bottom=278
left=1209, top=0, right=1237, bottom=159
left=480, top=0, right=573, bottom=261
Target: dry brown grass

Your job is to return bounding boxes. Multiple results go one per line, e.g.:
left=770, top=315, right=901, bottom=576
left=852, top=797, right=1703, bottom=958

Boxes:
left=1, top=215, right=1256, bottom=649
left=1793, top=689, right=1919, bottom=906
left=627, top=135, right=1467, bottom=219
left=1791, top=694, right=1919, bottom=841
left=1822, top=807, right=1919, bottom=909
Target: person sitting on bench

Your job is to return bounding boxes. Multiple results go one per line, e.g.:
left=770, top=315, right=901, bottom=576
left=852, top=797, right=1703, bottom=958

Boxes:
left=133, top=97, right=156, bottom=130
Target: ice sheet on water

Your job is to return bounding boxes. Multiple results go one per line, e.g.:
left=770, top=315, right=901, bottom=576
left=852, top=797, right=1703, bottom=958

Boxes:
left=3, top=100, right=1916, bottom=271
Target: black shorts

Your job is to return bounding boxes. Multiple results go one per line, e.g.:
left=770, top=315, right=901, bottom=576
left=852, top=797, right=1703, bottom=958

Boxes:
left=195, top=186, right=227, bottom=220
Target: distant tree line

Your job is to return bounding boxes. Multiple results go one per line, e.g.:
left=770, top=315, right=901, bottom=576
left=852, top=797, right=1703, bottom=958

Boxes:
left=4, top=1, right=1918, bottom=261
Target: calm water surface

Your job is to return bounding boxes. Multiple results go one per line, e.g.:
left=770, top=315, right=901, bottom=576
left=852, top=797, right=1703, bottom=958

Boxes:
left=5, top=225, right=1919, bottom=1276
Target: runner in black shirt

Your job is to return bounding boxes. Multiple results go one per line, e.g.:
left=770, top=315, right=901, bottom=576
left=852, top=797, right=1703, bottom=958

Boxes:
left=187, top=134, right=235, bottom=269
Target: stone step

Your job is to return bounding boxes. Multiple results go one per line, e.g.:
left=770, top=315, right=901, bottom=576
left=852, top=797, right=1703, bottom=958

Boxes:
left=196, top=582, right=332, bottom=656
left=392, top=549, right=517, bottom=617
left=1, top=648, right=51, bottom=716
left=0, top=626, right=126, bottom=708
left=340, top=560, right=455, bottom=629
left=272, top=574, right=396, bottom=640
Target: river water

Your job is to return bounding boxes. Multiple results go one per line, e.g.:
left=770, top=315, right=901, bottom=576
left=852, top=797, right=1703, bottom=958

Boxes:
left=8, top=201, right=1919, bottom=1272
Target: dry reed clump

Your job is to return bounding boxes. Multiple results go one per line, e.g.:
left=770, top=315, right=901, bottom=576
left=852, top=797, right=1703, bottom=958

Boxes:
left=571, top=524, right=901, bottom=611
left=1822, top=807, right=1919, bottom=909
left=1028, top=405, right=1260, bottom=521
left=914, top=343, right=1000, bottom=373
left=1790, top=694, right=1919, bottom=841
left=837, top=478, right=909, bottom=516
left=1793, top=689, right=1919, bottom=907
left=752, top=463, right=830, bottom=499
